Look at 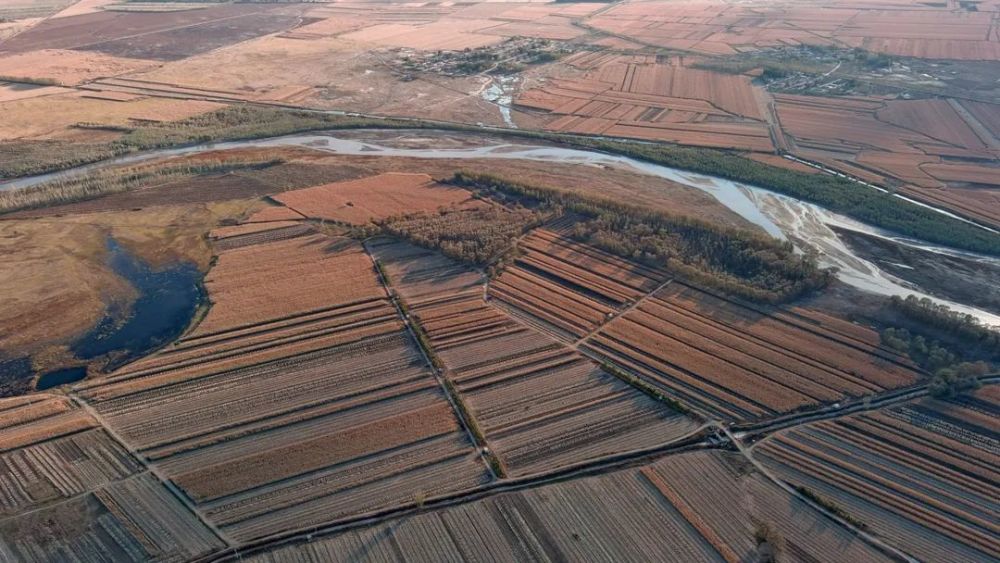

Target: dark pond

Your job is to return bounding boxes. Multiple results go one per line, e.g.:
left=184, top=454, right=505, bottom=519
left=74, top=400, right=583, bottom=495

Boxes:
left=70, top=238, right=203, bottom=368
left=35, top=366, right=87, bottom=390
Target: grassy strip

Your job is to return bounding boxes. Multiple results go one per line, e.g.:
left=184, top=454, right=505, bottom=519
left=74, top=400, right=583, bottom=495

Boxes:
left=795, top=486, right=868, bottom=530
left=391, top=277, right=509, bottom=479
left=599, top=361, right=693, bottom=417
left=0, top=157, right=282, bottom=214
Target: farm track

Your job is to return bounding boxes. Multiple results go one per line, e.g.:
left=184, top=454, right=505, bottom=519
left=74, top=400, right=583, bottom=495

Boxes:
left=67, top=392, right=236, bottom=549
left=193, top=376, right=1000, bottom=563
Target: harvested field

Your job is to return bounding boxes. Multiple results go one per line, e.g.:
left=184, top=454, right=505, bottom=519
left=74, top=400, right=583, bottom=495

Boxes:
left=0, top=5, right=308, bottom=56
left=0, top=49, right=155, bottom=86
left=0, top=473, right=223, bottom=562
left=489, top=229, right=668, bottom=341
left=372, top=239, right=698, bottom=477
left=76, top=232, right=487, bottom=542
left=273, top=173, right=482, bottom=225
left=244, top=204, right=305, bottom=223
left=583, top=282, right=923, bottom=421
left=0, top=0, right=73, bottom=20
left=209, top=220, right=302, bottom=241
left=0, top=92, right=224, bottom=140
left=340, top=21, right=504, bottom=51
left=190, top=235, right=384, bottom=335
left=516, top=54, right=773, bottom=152
left=0, top=394, right=222, bottom=561
left=0, top=82, right=69, bottom=102
left=0, top=394, right=97, bottom=452
left=247, top=450, right=890, bottom=563
left=583, top=1, right=1000, bottom=61
left=757, top=390, right=1000, bottom=562
left=78, top=9, right=314, bottom=62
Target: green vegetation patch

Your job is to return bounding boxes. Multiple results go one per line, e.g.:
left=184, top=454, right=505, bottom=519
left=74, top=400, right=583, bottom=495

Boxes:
left=879, top=295, right=997, bottom=397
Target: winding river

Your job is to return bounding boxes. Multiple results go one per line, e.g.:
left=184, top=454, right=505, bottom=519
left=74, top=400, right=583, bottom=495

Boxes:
left=3, top=129, right=998, bottom=326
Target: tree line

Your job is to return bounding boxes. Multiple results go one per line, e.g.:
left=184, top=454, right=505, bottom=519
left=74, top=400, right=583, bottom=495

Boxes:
left=449, top=171, right=834, bottom=303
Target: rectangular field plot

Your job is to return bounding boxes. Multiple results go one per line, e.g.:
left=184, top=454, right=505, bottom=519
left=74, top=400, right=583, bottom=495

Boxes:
left=0, top=395, right=221, bottom=561
left=583, top=282, right=922, bottom=421
left=489, top=228, right=667, bottom=341
left=85, top=330, right=489, bottom=544
left=0, top=473, right=223, bottom=562
left=246, top=450, right=890, bottom=563
left=757, top=390, right=1000, bottom=562
left=76, top=233, right=487, bottom=542
left=374, top=239, right=698, bottom=477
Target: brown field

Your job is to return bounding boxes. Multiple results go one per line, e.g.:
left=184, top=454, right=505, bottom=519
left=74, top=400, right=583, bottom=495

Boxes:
left=0, top=202, right=250, bottom=372
left=516, top=54, right=774, bottom=152
left=247, top=450, right=890, bottom=563
left=758, top=390, right=1000, bottom=562
left=0, top=49, right=155, bottom=86
left=583, top=282, right=923, bottom=420
left=190, top=234, right=384, bottom=335
left=0, top=4, right=308, bottom=56
left=490, top=228, right=667, bottom=340
left=0, top=394, right=222, bottom=561
left=75, top=231, right=488, bottom=542
left=0, top=92, right=224, bottom=140
left=585, top=1, right=1000, bottom=61
left=370, top=238, right=699, bottom=477
left=273, top=172, right=483, bottom=225
left=0, top=82, right=70, bottom=102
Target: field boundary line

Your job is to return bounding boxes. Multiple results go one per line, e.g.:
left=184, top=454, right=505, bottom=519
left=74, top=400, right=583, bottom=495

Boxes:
left=574, top=277, right=673, bottom=346
left=362, top=241, right=500, bottom=481
left=721, top=423, right=919, bottom=563
left=66, top=391, right=236, bottom=548
left=193, top=425, right=714, bottom=563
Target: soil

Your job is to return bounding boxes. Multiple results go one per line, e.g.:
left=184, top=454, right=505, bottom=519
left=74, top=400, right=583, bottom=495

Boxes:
left=833, top=227, right=1000, bottom=314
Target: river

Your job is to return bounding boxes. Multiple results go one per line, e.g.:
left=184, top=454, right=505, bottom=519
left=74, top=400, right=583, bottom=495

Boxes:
left=3, top=129, right=998, bottom=326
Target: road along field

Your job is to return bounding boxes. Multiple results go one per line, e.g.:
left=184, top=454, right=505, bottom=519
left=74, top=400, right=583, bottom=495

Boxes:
left=489, top=228, right=668, bottom=341
left=756, top=387, right=1000, bottom=562
left=74, top=227, right=490, bottom=543
left=244, top=449, right=891, bottom=563
left=0, top=394, right=222, bottom=561
left=773, top=93, right=1000, bottom=228
left=369, top=238, right=699, bottom=478
left=582, top=281, right=923, bottom=421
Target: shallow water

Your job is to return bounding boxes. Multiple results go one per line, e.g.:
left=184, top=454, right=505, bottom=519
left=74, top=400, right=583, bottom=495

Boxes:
left=71, top=238, right=203, bottom=365
left=36, top=366, right=87, bottom=390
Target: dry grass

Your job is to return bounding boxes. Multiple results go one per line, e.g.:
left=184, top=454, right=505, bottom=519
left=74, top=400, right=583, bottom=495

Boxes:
left=274, top=173, right=482, bottom=225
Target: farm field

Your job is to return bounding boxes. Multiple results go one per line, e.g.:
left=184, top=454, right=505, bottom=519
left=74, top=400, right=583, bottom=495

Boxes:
left=489, top=228, right=668, bottom=341
left=0, top=394, right=223, bottom=561
left=370, top=238, right=700, bottom=477
left=273, top=172, right=483, bottom=225
left=583, top=282, right=923, bottom=421
left=75, top=227, right=489, bottom=543
left=245, top=450, right=891, bottom=563
left=0, top=0, right=999, bottom=560
left=756, top=388, right=1000, bottom=562
left=516, top=53, right=774, bottom=152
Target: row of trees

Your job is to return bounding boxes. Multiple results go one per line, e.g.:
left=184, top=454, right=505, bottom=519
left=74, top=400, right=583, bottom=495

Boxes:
left=449, top=171, right=834, bottom=303
left=380, top=203, right=544, bottom=272
left=549, top=137, right=1000, bottom=256
left=879, top=296, right=997, bottom=397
